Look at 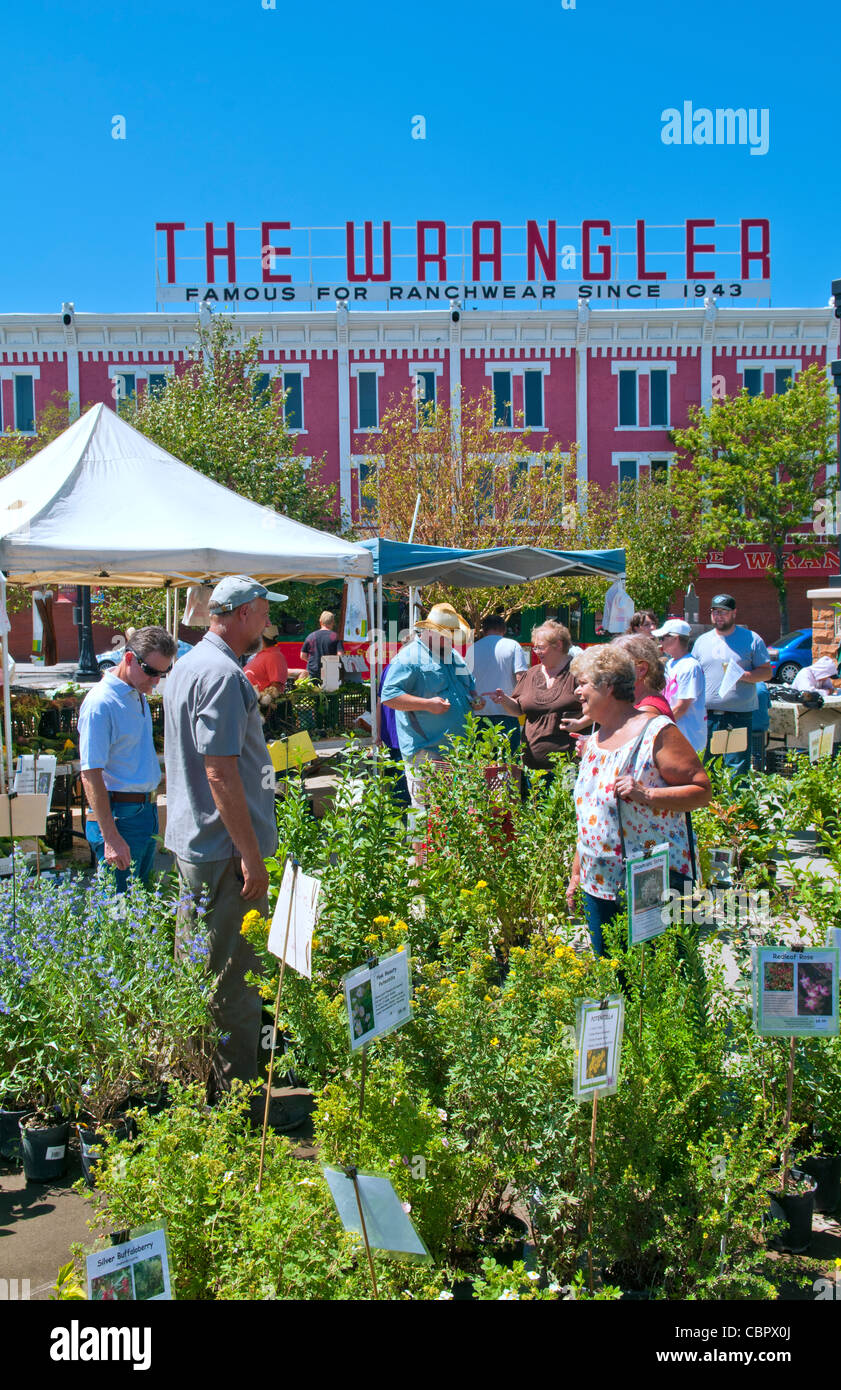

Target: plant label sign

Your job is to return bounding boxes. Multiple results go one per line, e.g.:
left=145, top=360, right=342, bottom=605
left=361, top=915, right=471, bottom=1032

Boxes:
left=709, top=726, right=748, bottom=756
left=86, top=1226, right=172, bottom=1301
left=708, top=847, right=735, bottom=882
left=342, top=947, right=411, bottom=1051
left=14, top=753, right=57, bottom=804
left=323, top=1166, right=429, bottom=1260
left=573, top=995, right=625, bottom=1100
left=626, top=843, right=670, bottom=946
left=808, top=728, right=822, bottom=763
left=752, top=947, right=840, bottom=1036
left=267, top=859, right=322, bottom=979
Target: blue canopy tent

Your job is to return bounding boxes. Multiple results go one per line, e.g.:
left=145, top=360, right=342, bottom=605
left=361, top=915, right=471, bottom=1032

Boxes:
left=358, top=539, right=626, bottom=737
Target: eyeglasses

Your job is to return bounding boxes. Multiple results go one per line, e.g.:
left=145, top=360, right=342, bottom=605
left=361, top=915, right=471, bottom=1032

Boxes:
left=128, top=648, right=172, bottom=678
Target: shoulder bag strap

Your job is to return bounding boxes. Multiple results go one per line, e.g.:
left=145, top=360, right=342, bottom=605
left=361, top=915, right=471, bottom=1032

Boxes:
left=614, top=723, right=651, bottom=864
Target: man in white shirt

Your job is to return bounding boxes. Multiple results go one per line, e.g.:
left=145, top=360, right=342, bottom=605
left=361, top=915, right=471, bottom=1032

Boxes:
left=468, top=615, right=528, bottom=750
left=653, top=618, right=707, bottom=754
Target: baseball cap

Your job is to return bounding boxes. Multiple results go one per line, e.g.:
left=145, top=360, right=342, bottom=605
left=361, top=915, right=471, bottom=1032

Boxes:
left=710, top=593, right=736, bottom=610
left=652, top=619, right=692, bottom=638
left=208, top=575, right=288, bottom=612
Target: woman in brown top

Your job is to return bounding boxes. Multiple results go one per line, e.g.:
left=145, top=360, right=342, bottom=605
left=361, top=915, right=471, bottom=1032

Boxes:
left=484, top=620, right=580, bottom=778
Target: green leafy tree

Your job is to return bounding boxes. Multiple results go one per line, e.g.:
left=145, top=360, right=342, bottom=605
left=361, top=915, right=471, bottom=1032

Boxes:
left=576, top=471, right=702, bottom=619
left=671, top=365, right=838, bottom=634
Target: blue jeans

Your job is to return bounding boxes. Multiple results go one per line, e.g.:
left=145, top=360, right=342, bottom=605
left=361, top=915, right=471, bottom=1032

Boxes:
left=705, top=710, right=753, bottom=777
left=86, top=801, right=159, bottom=892
left=583, top=891, right=622, bottom=959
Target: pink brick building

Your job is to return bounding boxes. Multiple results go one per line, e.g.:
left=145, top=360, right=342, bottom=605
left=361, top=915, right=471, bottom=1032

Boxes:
left=1, top=299, right=838, bottom=639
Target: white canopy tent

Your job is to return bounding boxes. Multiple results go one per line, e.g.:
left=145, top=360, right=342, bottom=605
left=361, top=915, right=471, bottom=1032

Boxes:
left=0, top=403, right=373, bottom=784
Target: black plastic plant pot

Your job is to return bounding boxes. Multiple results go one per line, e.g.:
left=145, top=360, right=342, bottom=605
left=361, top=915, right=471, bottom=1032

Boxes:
left=800, top=1153, right=841, bottom=1215
left=768, top=1173, right=818, bottom=1253
left=78, top=1116, right=137, bottom=1190
left=0, top=1102, right=30, bottom=1162
left=19, top=1114, right=70, bottom=1182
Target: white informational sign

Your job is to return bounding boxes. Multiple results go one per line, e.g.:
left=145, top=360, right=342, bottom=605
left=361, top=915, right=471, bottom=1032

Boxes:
left=573, top=995, right=625, bottom=1101
left=267, top=859, right=322, bottom=979
left=86, top=1226, right=172, bottom=1301
left=14, top=754, right=57, bottom=803
left=752, top=947, right=839, bottom=1037
left=626, top=843, right=670, bottom=946
left=708, top=847, right=735, bottom=881
left=809, top=728, right=823, bottom=763
left=342, top=948, right=412, bottom=1051
left=322, top=1166, right=429, bottom=1261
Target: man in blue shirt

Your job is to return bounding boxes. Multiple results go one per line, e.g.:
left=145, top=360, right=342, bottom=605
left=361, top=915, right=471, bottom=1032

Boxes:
left=692, top=594, right=772, bottom=776
left=381, top=603, right=482, bottom=814
left=79, top=626, right=178, bottom=890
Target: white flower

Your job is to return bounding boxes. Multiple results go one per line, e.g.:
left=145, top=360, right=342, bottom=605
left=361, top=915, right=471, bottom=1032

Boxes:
left=497, top=1289, right=518, bottom=1300
left=526, top=1271, right=539, bottom=1282
left=401, top=1201, right=412, bottom=1214
left=437, top=1290, right=454, bottom=1300
left=437, top=1108, right=448, bottom=1121
left=548, top=1282, right=561, bottom=1293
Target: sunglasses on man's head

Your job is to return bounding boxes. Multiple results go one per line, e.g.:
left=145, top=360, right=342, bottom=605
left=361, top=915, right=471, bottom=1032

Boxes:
left=128, top=648, right=172, bottom=678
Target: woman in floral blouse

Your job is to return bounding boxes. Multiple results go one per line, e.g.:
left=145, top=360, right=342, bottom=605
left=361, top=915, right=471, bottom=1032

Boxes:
left=565, top=645, right=710, bottom=958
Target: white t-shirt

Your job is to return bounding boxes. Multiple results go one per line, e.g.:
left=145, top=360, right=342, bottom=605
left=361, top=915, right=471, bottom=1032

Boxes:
left=469, top=634, right=529, bottom=715
left=664, top=654, right=706, bottom=753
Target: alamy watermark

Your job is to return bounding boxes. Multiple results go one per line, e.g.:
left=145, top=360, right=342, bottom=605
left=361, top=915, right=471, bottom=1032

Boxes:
left=661, top=102, right=769, bottom=157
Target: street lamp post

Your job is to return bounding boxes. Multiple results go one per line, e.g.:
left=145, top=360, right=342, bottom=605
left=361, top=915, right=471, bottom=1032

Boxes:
left=74, top=585, right=101, bottom=681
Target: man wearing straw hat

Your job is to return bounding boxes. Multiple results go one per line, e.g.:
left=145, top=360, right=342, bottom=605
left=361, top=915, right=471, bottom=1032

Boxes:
left=380, top=602, right=482, bottom=813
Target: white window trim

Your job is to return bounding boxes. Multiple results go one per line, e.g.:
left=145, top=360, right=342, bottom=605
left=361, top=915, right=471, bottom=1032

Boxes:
left=485, top=363, right=549, bottom=432
left=351, top=453, right=381, bottom=523
left=351, top=365, right=382, bottom=433
left=735, top=359, right=801, bottom=395
left=409, top=362, right=442, bottom=424
left=610, top=363, right=675, bottom=431
left=609, top=362, right=678, bottom=376
left=0, top=367, right=40, bottom=434
left=251, top=364, right=309, bottom=432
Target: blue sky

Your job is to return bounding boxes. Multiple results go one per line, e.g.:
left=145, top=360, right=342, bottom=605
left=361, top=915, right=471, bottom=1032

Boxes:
left=1, top=0, right=838, bottom=312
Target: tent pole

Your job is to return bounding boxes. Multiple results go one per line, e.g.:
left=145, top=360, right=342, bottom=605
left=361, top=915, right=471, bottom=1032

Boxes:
left=172, top=587, right=179, bottom=641
left=165, top=588, right=171, bottom=633
left=366, top=581, right=377, bottom=760
left=0, top=573, right=13, bottom=789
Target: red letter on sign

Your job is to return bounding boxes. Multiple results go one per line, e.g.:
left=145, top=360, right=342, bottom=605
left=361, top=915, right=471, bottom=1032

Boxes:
left=156, top=223, right=185, bottom=284
left=417, top=222, right=447, bottom=281
left=582, top=221, right=611, bottom=280
left=686, top=220, right=716, bottom=280
left=472, top=221, right=502, bottom=280
left=636, top=220, right=666, bottom=280
left=740, top=219, right=770, bottom=280
left=261, top=222, right=292, bottom=283
left=205, top=222, right=237, bottom=283
left=526, top=221, right=556, bottom=280
left=346, top=222, right=393, bottom=282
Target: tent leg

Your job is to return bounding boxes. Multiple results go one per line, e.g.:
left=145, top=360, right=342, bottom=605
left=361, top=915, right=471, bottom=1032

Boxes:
left=0, top=573, right=13, bottom=789
left=172, top=587, right=179, bottom=641
left=367, top=582, right=378, bottom=759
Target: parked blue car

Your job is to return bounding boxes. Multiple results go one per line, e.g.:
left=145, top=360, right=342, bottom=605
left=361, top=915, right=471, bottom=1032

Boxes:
left=767, top=628, right=812, bottom=684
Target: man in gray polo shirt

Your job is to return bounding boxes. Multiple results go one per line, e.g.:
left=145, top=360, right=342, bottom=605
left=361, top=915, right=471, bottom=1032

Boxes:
left=164, top=575, right=284, bottom=1093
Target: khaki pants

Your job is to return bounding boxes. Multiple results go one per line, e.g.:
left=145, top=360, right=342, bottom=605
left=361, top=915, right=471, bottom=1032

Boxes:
left=175, top=855, right=268, bottom=1094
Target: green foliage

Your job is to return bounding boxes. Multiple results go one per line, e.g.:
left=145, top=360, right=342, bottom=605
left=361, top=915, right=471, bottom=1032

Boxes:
left=84, top=1083, right=440, bottom=1300
left=0, top=870, right=215, bottom=1119
left=672, top=364, right=838, bottom=631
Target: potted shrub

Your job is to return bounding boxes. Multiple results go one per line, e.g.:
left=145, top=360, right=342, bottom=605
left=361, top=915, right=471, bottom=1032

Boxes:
left=768, top=1169, right=818, bottom=1253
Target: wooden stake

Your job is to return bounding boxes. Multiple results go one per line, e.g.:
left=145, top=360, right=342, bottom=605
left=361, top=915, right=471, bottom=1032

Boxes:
left=587, top=1092, right=598, bottom=1295
left=781, top=1035, right=797, bottom=1191
left=359, top=1043, right=369, bottom=1120
left=638, top=942, right=645, bottom=1046
left=257, top=859, right=297, bottom=1194
left=33, top=750, right=40, bottom=878
left=351, top=1169, right=379, bottom=1299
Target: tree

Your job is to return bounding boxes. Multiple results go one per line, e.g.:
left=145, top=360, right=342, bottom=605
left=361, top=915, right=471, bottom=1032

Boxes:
left=577, top=471, right=702, bottom=618
left=671, top=365, right=838, bottom=634
left=361, top=387, right=582, bottom=626
left=100, top=316, right=339, bottom=630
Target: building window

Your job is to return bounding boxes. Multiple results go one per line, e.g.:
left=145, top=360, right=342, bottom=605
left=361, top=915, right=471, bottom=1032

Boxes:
left=357, top=371, right=378, bottom=430
left=650, top=458, right=669, bottom=481
left=147, top=373, right=167, bottom=398
left=358, top=460, right=378, bottom=519
left=283, top=371, right=303, bottom=430
left=775, top=367, right=793, bottom=394
left=618, top=458, right=638, bottom=486
left=523, top=369, right=544, bottom=428
left=744, top=368, right=764, bottom=397
left=649, top=369, right=669, bottom=427
left=113, top=372, right=135, bottom=411
left=414, top=370, right=436, bottom=427
left=252, top=372, right=272, bottom=406
left=492, top=371, right=512, bottom=428
left=618, top=370, right=637, bottom=426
